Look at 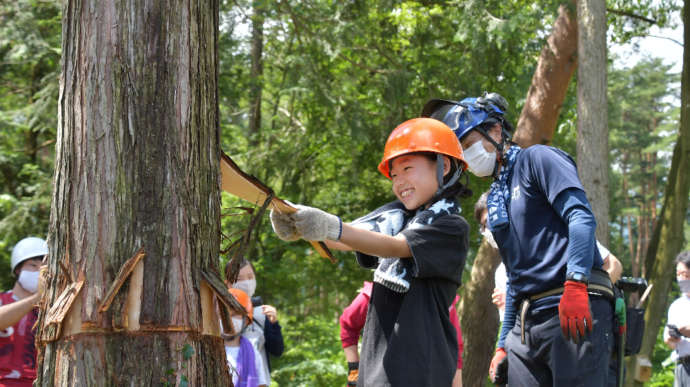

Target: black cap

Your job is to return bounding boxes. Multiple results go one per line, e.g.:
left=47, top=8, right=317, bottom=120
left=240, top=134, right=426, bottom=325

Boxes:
left=420, top=98, right=459, bottom=121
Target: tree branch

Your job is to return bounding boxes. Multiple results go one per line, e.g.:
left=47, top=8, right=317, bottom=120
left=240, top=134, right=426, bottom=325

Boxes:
left=646, top=34, right=684, bottom=47
left=606, top=8, right=656, bottom=24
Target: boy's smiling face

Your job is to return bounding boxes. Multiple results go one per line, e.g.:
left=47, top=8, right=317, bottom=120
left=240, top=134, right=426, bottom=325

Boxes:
left=390, top=154, right=442, bottom=210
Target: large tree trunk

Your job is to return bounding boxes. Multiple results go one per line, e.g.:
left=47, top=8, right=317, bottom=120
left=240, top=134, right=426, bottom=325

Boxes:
left=627, top=1, right=690, bottom=385
left=37, top=1, right=230, bottom=385
left=513, top=1, right=577, bottom=147
left=460, top=4, right=579, bottom=386
left=576, top=0, right=610, bottom=243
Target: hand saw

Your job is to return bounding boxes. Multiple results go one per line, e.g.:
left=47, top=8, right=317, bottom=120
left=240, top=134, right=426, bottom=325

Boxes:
left=220, top=152, right=335, bottom=262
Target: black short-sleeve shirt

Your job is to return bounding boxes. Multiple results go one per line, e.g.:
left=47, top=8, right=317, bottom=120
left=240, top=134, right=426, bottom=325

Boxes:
left=356, top=213, right=469, bottom=387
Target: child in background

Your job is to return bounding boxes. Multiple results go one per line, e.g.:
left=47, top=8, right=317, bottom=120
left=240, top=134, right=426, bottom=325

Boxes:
left=225, top=258, right=284, bottom=385
left=224, top=288, right=268, bottom=387
left=271, top=118, right=471, bottom=386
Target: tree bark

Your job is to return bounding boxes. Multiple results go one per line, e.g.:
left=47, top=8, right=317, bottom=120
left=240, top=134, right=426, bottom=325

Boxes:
left=459, top=242, right=501, bottom=387
left=576, top=0, right=610, bottom=243
left=249, top=0, right=265, bottom=145
left=627, top=1, right=690, bottom=385
left=37, top=1, right=230, bottom=385
left=513, top=1, right=577, bottom=147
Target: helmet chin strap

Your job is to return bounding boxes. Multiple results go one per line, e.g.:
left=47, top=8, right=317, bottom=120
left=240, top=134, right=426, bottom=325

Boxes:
left=433, top=154, right=461, bottom=199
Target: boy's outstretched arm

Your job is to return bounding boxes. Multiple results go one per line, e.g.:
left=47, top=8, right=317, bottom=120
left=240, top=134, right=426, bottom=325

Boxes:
left=338, top=223, right=411, bottom=259
left=272, top=204, right=412, bottom=258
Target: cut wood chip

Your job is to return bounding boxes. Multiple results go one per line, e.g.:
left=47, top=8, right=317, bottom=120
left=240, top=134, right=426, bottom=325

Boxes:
left=220, top=152, right=335, bottom=262
left=98, top=248, right=146, bottom=313
left=200, top=270, right=245, bottom=317
left=41, top=280, right=84, bottom=342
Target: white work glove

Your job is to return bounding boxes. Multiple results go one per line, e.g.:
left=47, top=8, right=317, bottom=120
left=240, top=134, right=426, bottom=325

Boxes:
left=270, top=209, right=302, bottom=241
left=293, top=205, right=342, bottom=241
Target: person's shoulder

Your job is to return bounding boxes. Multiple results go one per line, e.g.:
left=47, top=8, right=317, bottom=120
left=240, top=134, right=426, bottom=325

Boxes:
left=671, top=295, right=690, bottom=308
left=518, top=145, right=576, bottom=174
left=424, top=214, right=469, bottom=242
left=521, top=144, right=572, bottom=162
left=433, top=212, right=469, bottom=230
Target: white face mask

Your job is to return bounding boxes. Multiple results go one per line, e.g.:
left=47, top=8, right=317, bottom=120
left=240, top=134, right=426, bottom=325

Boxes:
left=481, top=229, right=498, bottom=249
left=233, top=279, right=256, bottom=299
left=18, top=270, right=39, bottom=293
left=679, top=279, right=690, bottom=294
left=463, top=141, right=496, bottom=177
left=232, top=317, right=245, bottom=334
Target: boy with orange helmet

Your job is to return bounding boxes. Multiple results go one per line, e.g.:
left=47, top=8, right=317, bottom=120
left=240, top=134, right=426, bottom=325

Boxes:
left=271, top=118, right=471, bottom=386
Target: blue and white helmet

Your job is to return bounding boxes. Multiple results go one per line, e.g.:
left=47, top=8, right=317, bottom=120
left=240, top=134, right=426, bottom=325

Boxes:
left=421, top=92, right=511, bottom=141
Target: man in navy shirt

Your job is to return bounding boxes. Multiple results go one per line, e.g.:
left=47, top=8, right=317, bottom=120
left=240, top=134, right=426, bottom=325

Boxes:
left=422, top=93, right=614, bottom=386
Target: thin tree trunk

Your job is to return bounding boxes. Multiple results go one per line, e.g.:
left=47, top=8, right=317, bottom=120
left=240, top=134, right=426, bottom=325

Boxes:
left=37, top=1, right=230, bottom=385
left=459, top=243, right=501, bottom=387
left=249, top=0, right=264, bottom=145
left=635, top=214, right=644, bottom=277
left=622, top=154, right=638, bottom=273
left=576, top=0, right=610, bottom=244
left=651, top=152, right=658, bottom=220
left=627, top=1, right=690, bottom=384
left=514, top=1, right=578, bottom=147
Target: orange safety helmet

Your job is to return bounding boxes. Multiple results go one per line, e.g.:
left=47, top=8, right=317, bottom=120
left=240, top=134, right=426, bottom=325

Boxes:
left=378, top=117, right=467, bottom=179
left=229, top=288, right=253, bottom=322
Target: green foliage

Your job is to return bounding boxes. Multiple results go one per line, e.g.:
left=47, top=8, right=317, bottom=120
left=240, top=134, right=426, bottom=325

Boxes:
left=270, top=313, right=346, bottom=387
left=647, top=322, right=675, bottom=386
left=607, top=0, right=681, bottom=44
left=606, top=56, right=680, bottom=273
left=647, top=282, right=679, bottom=386
left=0, top=0, right=60, bottom=290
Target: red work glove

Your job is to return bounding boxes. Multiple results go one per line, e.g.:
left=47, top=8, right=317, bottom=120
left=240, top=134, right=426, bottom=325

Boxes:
left=558, top=280, right=592, bottom=343
left=489, top=347, right=508, bottom=385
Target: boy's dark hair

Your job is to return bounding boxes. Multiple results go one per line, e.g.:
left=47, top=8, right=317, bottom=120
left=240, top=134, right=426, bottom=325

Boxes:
left=419, top=152, right=472, bottom=199
left=224, top=257, right=255, bottom=284
left=474, top=191, right=489, bottom=223
left=675, top=251, right=690, bottom=268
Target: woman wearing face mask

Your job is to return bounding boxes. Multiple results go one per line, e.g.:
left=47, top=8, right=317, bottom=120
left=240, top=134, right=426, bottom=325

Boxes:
left=225, top=259, right=284, bottom=384
left=224, top=288, right=268, bottom=387
left=664, top=251, right=690, bottom=386
left=0, top=236, right=47, bottom=386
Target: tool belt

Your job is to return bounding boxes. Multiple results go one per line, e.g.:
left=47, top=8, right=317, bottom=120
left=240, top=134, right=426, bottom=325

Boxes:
left=518, top=268, right=614, bottom=344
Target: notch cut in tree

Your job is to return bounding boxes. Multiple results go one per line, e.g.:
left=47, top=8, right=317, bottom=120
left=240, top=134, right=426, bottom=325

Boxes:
left=220, top=152, right=335, bottom=262
left=98, top=248, right=146, bottom=313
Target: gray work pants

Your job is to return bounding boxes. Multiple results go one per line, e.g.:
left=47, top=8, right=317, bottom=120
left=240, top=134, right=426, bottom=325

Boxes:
left=505, top=297, right=614, bottom=387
